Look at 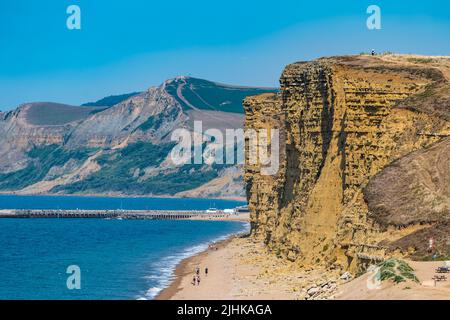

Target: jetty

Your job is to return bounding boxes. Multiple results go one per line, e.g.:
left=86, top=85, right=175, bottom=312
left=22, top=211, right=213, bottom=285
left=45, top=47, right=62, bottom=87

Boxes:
left=0, top=209, right=249, bottom=221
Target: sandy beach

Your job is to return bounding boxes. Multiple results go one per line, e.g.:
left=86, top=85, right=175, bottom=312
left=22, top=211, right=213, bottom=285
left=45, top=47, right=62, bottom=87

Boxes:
left=336, top=260, right=450, bottom=300
left=157, top=236, right=450, bottom=300
left=156, top=236, right=341, bottom=300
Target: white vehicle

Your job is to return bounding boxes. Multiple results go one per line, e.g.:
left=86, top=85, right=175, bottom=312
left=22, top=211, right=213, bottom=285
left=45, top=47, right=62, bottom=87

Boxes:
left=206, top=208, right=218, bottom=214
left=223, top=209, right=236, bottom=214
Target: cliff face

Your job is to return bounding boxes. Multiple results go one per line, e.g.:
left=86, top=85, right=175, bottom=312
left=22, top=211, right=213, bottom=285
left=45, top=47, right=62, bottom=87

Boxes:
left=244, top=55, right=450, bottom=273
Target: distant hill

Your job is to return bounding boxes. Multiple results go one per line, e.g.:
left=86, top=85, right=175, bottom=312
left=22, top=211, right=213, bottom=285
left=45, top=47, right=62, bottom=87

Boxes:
left=82, top=92, right=141, bottom=107
left=80, top=76, right=278, bottom=112
left=0, top=76, right=275, bottom=199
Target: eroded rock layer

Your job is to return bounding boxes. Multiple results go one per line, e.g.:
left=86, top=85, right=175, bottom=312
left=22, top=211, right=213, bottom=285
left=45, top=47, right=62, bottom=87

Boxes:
left=244, top=55, right=450, bottom=273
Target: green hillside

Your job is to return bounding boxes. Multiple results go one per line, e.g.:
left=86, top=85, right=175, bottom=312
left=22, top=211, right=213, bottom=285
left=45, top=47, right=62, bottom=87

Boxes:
left=0, top=145, right=94, bottom=190
left=165, top=77, right=277, bottom=113
left=52, top=142, right=222, bottom=195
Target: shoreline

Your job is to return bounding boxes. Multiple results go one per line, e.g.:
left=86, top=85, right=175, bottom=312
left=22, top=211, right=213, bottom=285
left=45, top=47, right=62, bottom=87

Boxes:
left=155, top=235, right=239, bottom=300
left=153, top=233, right=329, bottom=300
left=156, top=235, right=450, bottom=300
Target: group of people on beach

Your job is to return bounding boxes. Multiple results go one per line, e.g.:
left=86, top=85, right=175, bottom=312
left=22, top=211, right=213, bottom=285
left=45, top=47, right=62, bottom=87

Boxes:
left=192, top=266, right=208, bottom=286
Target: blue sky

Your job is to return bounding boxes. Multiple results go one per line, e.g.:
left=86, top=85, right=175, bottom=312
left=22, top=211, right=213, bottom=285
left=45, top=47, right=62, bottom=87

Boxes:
left=1, top=0, right=449, bottom=110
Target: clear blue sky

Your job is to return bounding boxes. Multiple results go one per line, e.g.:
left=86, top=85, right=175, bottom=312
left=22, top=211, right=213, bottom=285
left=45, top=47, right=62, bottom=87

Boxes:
left=1, top=0, right=449, bottom=110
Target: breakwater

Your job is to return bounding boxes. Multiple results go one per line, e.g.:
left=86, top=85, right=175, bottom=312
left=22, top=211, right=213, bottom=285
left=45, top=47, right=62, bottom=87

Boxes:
left=0, top=209, right=238, bottom=220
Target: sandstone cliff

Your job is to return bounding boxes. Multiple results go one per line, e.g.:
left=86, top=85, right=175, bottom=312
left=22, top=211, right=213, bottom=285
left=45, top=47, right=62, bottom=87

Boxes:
left=244, top=55, right=450, bottom=273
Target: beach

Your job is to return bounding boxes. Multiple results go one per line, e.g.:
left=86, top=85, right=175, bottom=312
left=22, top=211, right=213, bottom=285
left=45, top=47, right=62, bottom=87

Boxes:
left=336, top=260, right=450, bottom=300
left=156, top=236, right=339, bottom=300
left=157, top=236, right=450, bottom=300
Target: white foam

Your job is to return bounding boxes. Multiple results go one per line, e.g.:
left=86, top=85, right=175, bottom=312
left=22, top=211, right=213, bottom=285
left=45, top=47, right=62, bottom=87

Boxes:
left=145, top=287, right=162, bottom=299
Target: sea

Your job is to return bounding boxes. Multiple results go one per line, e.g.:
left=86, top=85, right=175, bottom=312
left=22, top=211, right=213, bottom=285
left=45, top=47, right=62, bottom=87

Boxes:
left=0, top=195, right=248, bottom=300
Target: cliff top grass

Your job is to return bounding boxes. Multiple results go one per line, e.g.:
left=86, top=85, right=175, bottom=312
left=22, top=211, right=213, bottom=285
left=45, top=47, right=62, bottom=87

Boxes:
left=284, top=54, right=450, bottom=78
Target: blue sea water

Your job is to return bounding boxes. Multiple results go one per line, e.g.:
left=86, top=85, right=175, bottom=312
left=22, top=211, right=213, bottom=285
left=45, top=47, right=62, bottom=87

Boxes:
left=0, top=195, right=248, bottom=300
left=0, top=194, right=245, bottom=210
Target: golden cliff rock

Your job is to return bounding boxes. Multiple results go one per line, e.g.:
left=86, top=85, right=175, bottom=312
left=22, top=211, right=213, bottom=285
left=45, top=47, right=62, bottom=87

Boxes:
left=244, top=55, right=450, bottom=273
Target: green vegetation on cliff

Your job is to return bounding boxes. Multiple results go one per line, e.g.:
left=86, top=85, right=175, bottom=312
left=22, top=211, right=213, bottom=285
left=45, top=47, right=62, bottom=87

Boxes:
left=52, top=142, right=220, bottom=195
left=0, top=145, right=93, bottom=190
left=165, top=77, right=277, bottom=114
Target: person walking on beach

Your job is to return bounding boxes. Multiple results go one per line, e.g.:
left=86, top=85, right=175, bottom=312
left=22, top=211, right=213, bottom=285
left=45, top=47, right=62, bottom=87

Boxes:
left=205, top=267, right=208, bottom=277
left=192, top=275, right=197, bottom=286
left=197, top=275, right=201, bottom=286
left=195, top=267, right=200, bottom=276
